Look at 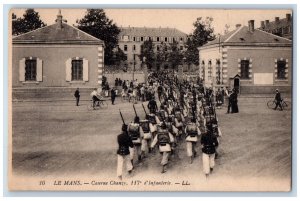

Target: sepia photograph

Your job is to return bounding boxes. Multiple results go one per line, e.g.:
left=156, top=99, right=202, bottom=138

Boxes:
left=8, top=7, right=293, bottom=191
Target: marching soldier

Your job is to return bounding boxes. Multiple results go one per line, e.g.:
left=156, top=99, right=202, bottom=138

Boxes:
left=140, top=118, right=152, bottom=157
left=128, top=116, right=144, bottom=166
left=174, top=109, right=185, bottom=140
left=148, top=96, right=158, bottom=113
left=185, top=118, right=201, bottom=164
left=117, top=124, right=134, bottom=180
left=201, top=124, right=219, bottom=179
left=146, top=112, right=160, bottom=137
left=151, top=122, right=175, bottom=173
left=157, top=105, right=167, bottom=122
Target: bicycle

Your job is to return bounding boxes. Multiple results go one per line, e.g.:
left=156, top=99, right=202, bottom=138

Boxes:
left=87, top=99, right=108, bottom=110
left=267, top=99, right=291, bottom=110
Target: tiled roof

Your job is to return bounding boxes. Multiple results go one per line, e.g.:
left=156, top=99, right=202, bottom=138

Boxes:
left=120, top=27, right=187, bottom=37
left=13, top=22, right=104, bottom=45
left=202, top=26, right=291, bottom=48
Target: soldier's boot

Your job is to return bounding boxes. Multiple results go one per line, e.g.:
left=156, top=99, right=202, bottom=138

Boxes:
left=189, top=156, right=193, bottom=164
left=161, top=165, right=167, bottom=173
left=138, top=155, right=142, bottom=162
left=215, top=152, right=219, bottom=159
left=148, top=147, right=152, bottom=153
left=131, top=160, right=134, bottom=169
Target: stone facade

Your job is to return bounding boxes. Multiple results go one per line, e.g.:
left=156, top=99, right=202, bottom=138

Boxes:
left=199, top=21, right=292, bottom=94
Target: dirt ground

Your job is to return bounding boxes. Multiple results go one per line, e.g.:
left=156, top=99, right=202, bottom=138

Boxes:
left=10, top=96, right=292, bottom=191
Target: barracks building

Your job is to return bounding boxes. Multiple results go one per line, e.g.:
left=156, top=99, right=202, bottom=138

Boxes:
left=198, top=20, right=292, bottom=94
left=12, top=11, right=105, bottom=93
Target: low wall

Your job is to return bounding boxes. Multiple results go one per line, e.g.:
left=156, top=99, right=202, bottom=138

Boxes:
left=240, top=85, right=292, bottom=94
left=104, top=72, right=146, bottom=86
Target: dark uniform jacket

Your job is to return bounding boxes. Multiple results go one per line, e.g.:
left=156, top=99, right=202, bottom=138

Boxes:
left=275, top=92, right=282, bottom=101
left=117, top=132, right=134, bottom=155
left=74, top=90, right=80, bottom=98
left=201, top=133, right=219, bottom=154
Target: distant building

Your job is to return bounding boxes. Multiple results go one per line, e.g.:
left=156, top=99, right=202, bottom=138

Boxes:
left=118, top=27, right=187, bottom=71
left=198, top=20, right=292, bottom=94
left=259, top=13, right=292, bottom=40
left=12, top=11, right=105, bottom=89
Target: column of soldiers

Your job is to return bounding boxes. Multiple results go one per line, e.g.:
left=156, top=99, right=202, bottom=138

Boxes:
left=117, top=71, right=222, bottom=180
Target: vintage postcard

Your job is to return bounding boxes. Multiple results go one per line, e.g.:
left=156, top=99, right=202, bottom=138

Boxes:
left=8, top=7, right=293, bottom=191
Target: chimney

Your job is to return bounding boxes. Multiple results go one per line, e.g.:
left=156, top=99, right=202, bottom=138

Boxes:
left=236, top=24, right=241, bottom=29
left=248, top=20, right=254, bottom=32
left=56, top=9, right=63, bottom=29
left=265, top=20, right=270, bottom=27
left=275, top=17, right=280, bottom=23
left=286, top=13, right=291, bottom=21
left=260, top=21, right=265, bottom=28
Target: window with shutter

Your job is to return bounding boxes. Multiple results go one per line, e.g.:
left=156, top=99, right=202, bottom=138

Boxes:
left=277, top=60, right=286, bottom=79
left=25, top=58, right=37, bottom=81
left=240, top=60, right=250, bottom=79
left=71, top=59, right=83, bottom=81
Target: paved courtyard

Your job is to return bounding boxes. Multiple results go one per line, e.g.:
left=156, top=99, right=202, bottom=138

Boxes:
left=10, top=96, right=292, bottom=191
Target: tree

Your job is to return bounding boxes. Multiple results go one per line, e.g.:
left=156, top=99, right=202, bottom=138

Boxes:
left=169, top=41, right=184, bottom=70
left=139, top=39, right=155, bottom=70
left=155, top=42, right=170, bottom=70
left=184, top=17, right=216, bottom=65
left=224, top=24, right=230, bottom=34
left=12, top=9, right=46, bottom=36
left=76, top=9, right=120, bottom=65
left=113, top=47, right=127, bottom=66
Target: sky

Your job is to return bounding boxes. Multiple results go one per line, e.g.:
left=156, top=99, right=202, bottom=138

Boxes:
left=11, top=8, right=292, bottom=35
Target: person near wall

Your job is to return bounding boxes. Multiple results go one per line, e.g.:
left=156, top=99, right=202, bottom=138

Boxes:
left=231, top=88, right=239, bottom=113
left=74, top=88, right=80, bottom=106
left=225, top=87, right=232, bottom=114
left=274, top=89, right=283, bottom=111
left=111, top=88, right=116, bottom=105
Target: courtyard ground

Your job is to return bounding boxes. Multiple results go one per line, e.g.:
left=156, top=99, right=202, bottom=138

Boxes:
left=10, top=95, right=292, bottom=191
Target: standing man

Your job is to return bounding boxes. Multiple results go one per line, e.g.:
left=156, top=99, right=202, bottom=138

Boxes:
left=151, top=122, right=175, bottom=173
left=274, top=89, right=283, bottom=111
left=111, top=88, right=116, bottom=105
left=231, top=88, right=239, bottom=113
left=201, top=125, right=219, bottom=179
left=225, top=87, right=232, bottom=114
left=74, top=88, right=80, bottom=106
left=117, top=124, right=134, bottom=180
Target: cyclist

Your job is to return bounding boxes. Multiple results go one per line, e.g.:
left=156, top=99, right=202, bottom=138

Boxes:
left=90, top=88, right=103, bottom=109
left=274, top=89, right=283, bottom=111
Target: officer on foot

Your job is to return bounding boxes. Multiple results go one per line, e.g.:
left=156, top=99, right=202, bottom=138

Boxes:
left=117, top=124, right=134, bottom=180
left=201, top=124, right=219, bottom=179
